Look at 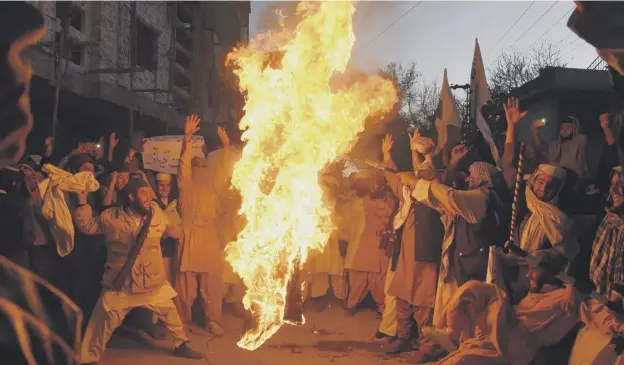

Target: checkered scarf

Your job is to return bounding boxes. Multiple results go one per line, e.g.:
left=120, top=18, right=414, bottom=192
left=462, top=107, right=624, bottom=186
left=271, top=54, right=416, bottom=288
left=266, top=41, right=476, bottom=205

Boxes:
left=590, top=211, right=624, bottom=297
left=467, top=162, right=499, bottom=189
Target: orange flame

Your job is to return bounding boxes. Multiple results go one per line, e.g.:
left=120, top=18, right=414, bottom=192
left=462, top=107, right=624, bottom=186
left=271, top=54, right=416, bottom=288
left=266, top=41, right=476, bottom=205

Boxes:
left=224, top=1, right=397, bottom=350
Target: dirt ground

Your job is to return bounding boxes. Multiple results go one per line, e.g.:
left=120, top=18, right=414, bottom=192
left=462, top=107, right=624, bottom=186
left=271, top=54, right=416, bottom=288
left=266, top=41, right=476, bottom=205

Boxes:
left=98, top=300, right=427, bottom=365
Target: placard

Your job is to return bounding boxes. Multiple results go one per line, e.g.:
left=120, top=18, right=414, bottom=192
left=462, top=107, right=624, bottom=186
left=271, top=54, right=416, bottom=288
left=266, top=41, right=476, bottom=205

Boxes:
left=142, top=135, right=205, bottom=174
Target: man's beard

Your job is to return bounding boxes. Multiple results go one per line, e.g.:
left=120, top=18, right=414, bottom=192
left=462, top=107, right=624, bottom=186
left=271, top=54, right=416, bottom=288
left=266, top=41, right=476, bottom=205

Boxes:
left=132, top=200, right=149, bottom=216
left=370, top=189, right=385, bottom=199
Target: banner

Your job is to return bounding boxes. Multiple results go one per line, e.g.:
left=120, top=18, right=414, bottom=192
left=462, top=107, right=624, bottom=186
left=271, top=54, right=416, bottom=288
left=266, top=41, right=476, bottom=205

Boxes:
left=470, top=39, right=499, bottom=164
left=434, top=69, right=462, bottom=165
left=142, top=135, right=205, bottom=174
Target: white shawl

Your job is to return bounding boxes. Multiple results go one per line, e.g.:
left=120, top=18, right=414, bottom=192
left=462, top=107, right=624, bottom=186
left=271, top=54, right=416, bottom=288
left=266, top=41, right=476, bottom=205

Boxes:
left=520, top=187, right=579, bottom=264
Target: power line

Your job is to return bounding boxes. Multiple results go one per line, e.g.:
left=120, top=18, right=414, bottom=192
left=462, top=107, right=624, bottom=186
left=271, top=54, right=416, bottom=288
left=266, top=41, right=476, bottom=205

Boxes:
left=556, top=40, right=586, bottom=63
left=528, top=6, right=575, bottom=48
left=558, top=37, right=582, bottom=53
left=355, top=1, right=423, bottom=52
left=486, top=1, right=535, bottom=55
left=555, top=32, right=574, bottom=46
left=489, top=2, right=561, bottom=67
left=508, top=1, right=558, bottom=49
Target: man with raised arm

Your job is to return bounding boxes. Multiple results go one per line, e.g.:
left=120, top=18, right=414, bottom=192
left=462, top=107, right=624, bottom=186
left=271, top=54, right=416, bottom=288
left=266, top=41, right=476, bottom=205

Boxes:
left=174, top=114, right=231, bottom=336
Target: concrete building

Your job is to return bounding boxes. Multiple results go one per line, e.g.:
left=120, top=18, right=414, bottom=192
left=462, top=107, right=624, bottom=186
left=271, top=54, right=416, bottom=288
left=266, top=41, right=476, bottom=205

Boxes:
left=24, top=1, right=250, bottom=158
left=489, top=66, right=620, bottom=178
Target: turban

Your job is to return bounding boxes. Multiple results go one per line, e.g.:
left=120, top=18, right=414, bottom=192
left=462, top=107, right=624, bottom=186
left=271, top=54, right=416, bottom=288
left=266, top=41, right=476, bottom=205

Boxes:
left=533, top=164, right=566, bottom=181
left=124, top=178, right=150, bottom=197
left=527, top=249, right=569, bottom=276
left=468, top=161, right=499, bottom=189
left=156, top=173, right=172, bottom=182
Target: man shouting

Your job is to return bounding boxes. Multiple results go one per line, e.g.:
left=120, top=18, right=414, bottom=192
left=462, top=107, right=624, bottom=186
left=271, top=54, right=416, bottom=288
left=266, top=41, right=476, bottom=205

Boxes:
left=73, top=179, right=202, bottom=364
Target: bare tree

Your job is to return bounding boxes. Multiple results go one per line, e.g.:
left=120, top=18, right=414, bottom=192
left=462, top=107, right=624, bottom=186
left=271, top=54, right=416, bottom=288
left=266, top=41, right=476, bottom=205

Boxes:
left=488, top=41, right=567, bottom=107
left=380, top=62, right=441, bottom=131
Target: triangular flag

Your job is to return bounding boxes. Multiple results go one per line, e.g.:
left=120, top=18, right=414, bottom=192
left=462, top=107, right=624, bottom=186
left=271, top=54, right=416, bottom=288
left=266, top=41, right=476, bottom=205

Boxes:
left=470, top=39, right=499, bottom=163
left=434, top=69, right=462, bottom=164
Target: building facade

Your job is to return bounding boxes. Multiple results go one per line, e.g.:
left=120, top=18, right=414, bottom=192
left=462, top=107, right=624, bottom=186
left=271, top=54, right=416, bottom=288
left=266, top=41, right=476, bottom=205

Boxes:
left=24, top=1, right=250, bottom=158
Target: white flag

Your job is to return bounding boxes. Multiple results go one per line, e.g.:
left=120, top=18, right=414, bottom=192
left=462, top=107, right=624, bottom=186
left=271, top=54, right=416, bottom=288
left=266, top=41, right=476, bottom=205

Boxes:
left=470, top=39, right=499, bottom=163
left=434, top=69, right=462, bottom=161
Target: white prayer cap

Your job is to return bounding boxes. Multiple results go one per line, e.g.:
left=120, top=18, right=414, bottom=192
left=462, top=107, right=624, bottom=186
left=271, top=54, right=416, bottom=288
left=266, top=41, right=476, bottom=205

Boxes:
left=535, top=164, right=566, bottom=181
left=156, top=172, right=172, bottom=182
left=27, top=155, right=42, bottom=165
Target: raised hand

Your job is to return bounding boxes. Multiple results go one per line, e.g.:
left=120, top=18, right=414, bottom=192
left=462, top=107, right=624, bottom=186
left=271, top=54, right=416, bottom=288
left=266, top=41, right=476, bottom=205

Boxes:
left=450, top=144, right=468, bottom=166
left=600, top=113, right=610, bottom=130
left=109, top=132, right=119, bottom=151
left=409, top=129, right=421, bottom=147
left=184, top=114, right=201, bottom=142
left=504, top=97, right=527, bottom=126
left=109, top=171, right=119, bottom=186
left=531, top=119, right=546, bottom=132
left=95, top=136, right=105, bottom=159
left=382, top=133, right=394, bottom=155
left=217, top=125, right=230, bottom=148
left=130, top=131, right=145, bottom=152
left=44, top=136, right=54, bottom=157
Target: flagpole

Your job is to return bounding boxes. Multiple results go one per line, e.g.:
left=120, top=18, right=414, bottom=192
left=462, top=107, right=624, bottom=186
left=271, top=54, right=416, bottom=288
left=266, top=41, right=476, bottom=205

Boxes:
left=507, top=142, right=524, bottom=247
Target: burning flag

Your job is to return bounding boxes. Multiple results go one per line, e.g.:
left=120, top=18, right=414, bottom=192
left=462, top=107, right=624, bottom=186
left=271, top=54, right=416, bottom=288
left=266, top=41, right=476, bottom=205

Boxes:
left=224, top=1, right=397, bottom=351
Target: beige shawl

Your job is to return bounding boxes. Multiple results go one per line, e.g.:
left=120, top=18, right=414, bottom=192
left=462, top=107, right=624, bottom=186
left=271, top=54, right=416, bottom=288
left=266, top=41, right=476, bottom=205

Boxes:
left=520, top=186, right=579, bottom=263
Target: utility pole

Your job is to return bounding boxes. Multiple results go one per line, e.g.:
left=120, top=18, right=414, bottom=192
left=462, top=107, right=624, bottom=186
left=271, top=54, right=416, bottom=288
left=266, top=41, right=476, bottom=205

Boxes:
left=450, top=83, right=472, bottom=143
left=128, top=1, right=137, bottom=138
left=51, top=4, right=71, bottom=140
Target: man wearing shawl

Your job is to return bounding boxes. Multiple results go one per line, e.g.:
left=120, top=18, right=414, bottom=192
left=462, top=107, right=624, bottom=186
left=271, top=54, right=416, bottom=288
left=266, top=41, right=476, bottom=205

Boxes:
left=381, top=133, right=445, bottom=354
left=534, top=116, right=589, bottom=182
left=504, top=164, right=578, bottom=303
left=590, top=166, right=624, bottom=299
left=429, top=251, right=579, bottom=365
left=73, top=179, right=202, bottom=363
left=399, top=145, right=504, bottom=330
left=427, top=250, right=622, bottom=365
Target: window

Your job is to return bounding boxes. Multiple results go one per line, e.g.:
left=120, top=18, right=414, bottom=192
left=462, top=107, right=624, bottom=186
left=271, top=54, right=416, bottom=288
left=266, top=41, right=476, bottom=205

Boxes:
left=136, top=21, right=158, bottom=72
left=54, top=32, right=83, bottom=65
left=175, top=49, right=191, bottom=70
left=240, top=17, right=249, bottom=43
left=56, top=3, right=84, bottom=32
left=174, top=69, right=191, bottom=93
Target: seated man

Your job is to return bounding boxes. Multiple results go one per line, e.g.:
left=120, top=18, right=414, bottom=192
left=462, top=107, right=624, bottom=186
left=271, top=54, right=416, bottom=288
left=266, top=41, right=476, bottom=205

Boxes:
left=427, top=250, right=623, bottom=365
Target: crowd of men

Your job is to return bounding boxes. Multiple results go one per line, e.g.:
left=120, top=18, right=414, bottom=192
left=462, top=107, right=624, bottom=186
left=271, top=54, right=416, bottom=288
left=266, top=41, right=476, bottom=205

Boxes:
left=306, top=99, right=624, bottom=364
left=0, top=2, right=623, bottom=365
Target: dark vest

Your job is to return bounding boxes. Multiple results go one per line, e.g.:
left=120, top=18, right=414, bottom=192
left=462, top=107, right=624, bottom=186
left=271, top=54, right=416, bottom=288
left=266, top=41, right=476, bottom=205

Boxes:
left=413, top=201, right=444, bottom=264
left=451, top=196, right=501, bottom=286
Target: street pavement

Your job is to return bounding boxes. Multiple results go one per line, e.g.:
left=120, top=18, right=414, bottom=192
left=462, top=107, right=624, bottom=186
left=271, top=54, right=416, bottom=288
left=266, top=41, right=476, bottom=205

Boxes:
left=98, top=300, right=427, bottom=365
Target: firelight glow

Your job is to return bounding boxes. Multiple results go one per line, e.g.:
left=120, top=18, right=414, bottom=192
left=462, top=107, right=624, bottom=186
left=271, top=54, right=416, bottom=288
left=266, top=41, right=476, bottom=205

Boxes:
left=224, top=1, right=397, bottom=351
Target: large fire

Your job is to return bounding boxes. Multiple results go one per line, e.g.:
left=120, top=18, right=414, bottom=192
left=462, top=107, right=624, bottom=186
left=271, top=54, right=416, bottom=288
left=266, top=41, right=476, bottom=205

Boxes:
left=224, top=1, right=397, bottom=350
